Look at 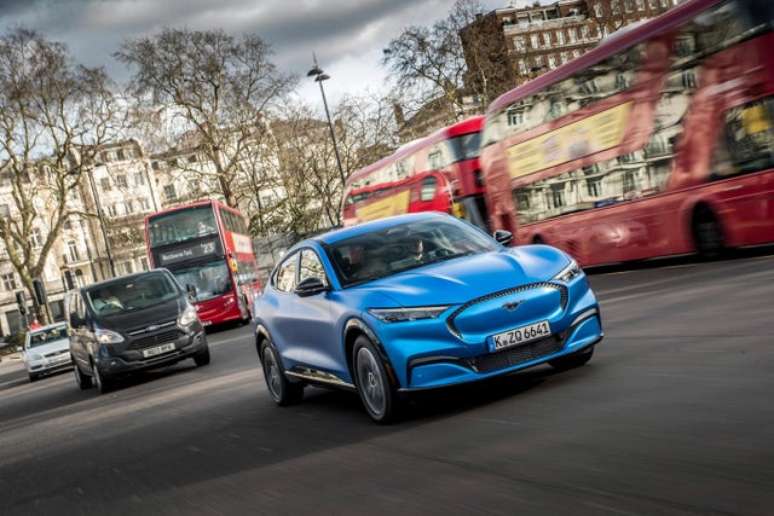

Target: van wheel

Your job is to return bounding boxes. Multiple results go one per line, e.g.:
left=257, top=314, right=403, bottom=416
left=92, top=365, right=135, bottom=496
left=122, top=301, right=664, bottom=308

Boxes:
left=693, top=207, right=725, bottom=258
left=260, top=341, right=303, bottom=406
left=353, top=336, right=401, bottom=424
left=193, top=345, right=211, bottom=367
left=92, top=362, right=113, bottom=395
left=74, top=364, right=93, bottom=390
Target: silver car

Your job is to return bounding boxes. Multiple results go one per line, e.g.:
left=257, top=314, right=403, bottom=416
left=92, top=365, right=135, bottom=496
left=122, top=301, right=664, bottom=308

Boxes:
left=23, top=323, right=73, bottom=382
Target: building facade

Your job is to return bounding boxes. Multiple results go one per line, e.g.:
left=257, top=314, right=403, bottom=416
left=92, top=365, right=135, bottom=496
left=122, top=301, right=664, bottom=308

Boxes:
left=462, top=0, right=678, bottom=90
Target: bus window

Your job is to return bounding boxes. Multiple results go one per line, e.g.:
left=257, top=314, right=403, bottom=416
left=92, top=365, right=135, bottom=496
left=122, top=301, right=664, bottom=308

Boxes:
left=714, top=98, right=774, bottom=178
left=420, top=177, right=438, bottom=202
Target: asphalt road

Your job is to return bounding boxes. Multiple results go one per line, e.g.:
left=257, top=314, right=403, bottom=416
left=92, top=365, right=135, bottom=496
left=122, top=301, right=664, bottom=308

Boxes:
left=1, top=252, right=773, bottom=515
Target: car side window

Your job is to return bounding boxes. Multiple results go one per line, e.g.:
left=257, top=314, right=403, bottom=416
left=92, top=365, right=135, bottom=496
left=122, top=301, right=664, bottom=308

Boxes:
left=275, top=253, right=298, bottom=293
left=299, top=249, right=328, bottom=286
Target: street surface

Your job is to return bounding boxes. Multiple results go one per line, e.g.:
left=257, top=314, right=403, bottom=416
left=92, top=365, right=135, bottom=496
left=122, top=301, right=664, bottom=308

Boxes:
left=1, top=253, right=773, bottom=515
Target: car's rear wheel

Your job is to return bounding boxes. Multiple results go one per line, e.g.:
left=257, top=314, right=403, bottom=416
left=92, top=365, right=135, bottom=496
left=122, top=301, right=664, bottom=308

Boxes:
left=73, top=363, right=93, bottom=390
left=193, top=345, right=211, bottom=367
left=92, top=361, right=113, bottom=394
left=549, top=345, right=594, bottom=371
left=260, top=341, right=303, bottom=406
left=353, top=336, right=400, bottom=424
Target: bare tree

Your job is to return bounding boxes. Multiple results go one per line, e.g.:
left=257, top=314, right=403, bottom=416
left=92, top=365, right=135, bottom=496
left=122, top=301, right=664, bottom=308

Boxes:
left=115, top=28, right=295, bottom=208
left=0, top=28, right=121, bottom=323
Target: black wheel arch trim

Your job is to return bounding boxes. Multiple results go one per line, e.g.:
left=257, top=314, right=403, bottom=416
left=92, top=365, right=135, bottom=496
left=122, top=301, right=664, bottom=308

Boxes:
left=343, top=317, right=401, bottom=388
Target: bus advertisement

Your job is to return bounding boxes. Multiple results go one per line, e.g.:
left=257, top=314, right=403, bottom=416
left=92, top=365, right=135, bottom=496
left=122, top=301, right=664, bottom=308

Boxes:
left=341, top=116, right=487, bottom=228
left=481, top=0, right=774, bottom=266
left=144, top=200, right=260, bottom=326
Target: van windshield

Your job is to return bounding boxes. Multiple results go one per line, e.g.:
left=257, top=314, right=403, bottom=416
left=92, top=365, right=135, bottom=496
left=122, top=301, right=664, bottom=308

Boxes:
left=86, top=272, right=181, bottom=316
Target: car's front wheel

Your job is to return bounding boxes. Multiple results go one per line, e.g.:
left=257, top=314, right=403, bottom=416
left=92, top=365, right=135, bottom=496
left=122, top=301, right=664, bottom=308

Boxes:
left=28, top=372, right=38, bottom=383
left=73, top=363, right=93, bottom=390
left=353, top=336, right=400, bottom=424
left=549, top=345, right=594, bottom=371
left=92, top=362, right=113, bottom=395
left=260, top=341, right=303, bottom=406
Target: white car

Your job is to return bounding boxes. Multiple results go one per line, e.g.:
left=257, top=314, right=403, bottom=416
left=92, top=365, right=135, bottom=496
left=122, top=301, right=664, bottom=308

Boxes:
left=23, top=323, right=73, bottom=382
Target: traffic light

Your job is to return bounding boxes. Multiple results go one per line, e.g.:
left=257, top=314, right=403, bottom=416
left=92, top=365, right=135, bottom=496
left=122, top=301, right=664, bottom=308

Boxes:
left=32, top=277, right=47, bottom=306
left=15, top=290, right=26, bottom=315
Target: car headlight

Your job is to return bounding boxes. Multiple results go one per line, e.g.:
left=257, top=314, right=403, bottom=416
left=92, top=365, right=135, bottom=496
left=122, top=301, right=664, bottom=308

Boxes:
left=368, top=306, right=449, bottom=323
left=95, top=327, right=124, bottom=344
left=553, top=259, right=583, bottom=283
left=178, top=303, right=199, bottom=327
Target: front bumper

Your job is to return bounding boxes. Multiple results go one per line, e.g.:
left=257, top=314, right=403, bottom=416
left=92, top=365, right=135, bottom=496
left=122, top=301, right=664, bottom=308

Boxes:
left=96, top=329, right=208, bottom=376
left=371, top=277, right=603, bottom=391
left=27, top=356, right=74, bottom=376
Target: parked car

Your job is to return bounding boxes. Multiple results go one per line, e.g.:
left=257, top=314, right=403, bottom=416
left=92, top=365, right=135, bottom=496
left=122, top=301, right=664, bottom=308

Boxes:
left=23, top=322, right=73, bottom=382
left=66, top=269, right=210, bottom=394
left=253, top=212, right=603, bottom=423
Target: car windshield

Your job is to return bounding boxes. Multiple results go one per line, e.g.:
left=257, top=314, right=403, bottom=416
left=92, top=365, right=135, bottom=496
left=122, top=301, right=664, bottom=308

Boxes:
left=327, top=218, right=498, bottom=287
left=86, top=272, right=181, bottom=316
left=27, top=325, right=68, bottom=349
left=148, top=205, right=218, bottom=247
left=169, top=259, right=232, bottom=302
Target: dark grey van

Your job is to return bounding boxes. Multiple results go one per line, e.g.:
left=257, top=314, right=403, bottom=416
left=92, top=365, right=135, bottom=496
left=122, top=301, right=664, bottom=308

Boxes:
left=66, top=269, right=210, bottom=394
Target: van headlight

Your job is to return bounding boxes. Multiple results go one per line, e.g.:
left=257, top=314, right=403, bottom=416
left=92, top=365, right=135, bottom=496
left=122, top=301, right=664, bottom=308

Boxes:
left=178, top=303, right=199, bottom=327
left=553, top=259, right=583, bottom=283
left=95, top=327, right=124, bottom=344
left=368, top=306, right=449, bottom=323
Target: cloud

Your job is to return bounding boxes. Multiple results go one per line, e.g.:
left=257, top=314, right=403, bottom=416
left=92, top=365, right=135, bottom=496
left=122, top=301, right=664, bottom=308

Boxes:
left=0, top=0, right=501, bottom=106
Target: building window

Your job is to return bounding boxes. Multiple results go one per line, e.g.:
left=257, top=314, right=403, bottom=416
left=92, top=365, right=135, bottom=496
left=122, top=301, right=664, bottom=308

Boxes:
left=548, top=54, right=558, bottom=69
left=63, top=218, right=72, bottom=230
left=660, top=0, right=668, bottom=6
left=100, top=177, right=111, bottom=191
left=1, top=273, right=18, bottom=291
left=568, top=27, right=578, bottom=43
left=649, top=0, right=658, bottom=9
left=507, top=107, right=525, bottom=126
left=534, top=54, right=544, bottom=68
left=586, top=177, right=602, bottom=197
left=573, top=49, right=582, bottom=58
left=134, top=172, right=145, bottom=186
left=594, top=2, right=603, bottom=18
left=67, top=241, right=80, bottom=263
left=548, top=184, right=565, bottom=209
left=581, top=25, right=590, bottom=40
left=163, top=184, right=177, bottom=201
left=542, top=32, right=551, bottom=48
left=188, top=154, right=198, bottom=163
left=75, top=269, right=85, bottom=287
left=139, top=198, right=151, bottom=211
left=31, top=227, right=43, bottom=248
left=625, top=0, right=635, bottom=13
left=530, top=34, right=539, bottom=49
left=167, top=158, right=178, bottom=168
left=556, top=30, right=565, bottom=45
left=106, top=204, right=117, bottom=217
left=514, top=36, right=526, bottom=52
left=561, top=51, right=570, bottom=64
left=517, top=59, right=527, bottom=75
left=636, top=0, right=645, bottom=10
left=117, top=149, right=126, bottom=161
left=116, top=174, right=128, bottom=188
left=125, top=200, right=134, bottom=214
left=151, top=161, right=159, bottom=170
left=124, top=261, right=134, bottom=275
left=140, top=258, right=149, bottom=271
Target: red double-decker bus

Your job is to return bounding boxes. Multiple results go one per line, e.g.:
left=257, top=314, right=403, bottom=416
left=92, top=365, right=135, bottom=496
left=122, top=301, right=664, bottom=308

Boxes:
left=481, top=0, right=774, bottom=266
left=144, top=200, right=259, bottom=326
left=341, top=116, right=487, bottom=228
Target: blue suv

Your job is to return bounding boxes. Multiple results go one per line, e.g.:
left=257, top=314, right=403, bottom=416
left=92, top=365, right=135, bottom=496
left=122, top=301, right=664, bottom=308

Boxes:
left=254, top=213, right=603, bottom=422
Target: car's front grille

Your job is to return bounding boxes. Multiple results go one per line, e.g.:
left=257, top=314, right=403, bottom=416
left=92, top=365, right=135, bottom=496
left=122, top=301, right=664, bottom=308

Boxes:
left=470, top=336, right=564, bottom=373
left=129, top=329, right=182, bottom=350
left=44, top=349, right=70, bottom=358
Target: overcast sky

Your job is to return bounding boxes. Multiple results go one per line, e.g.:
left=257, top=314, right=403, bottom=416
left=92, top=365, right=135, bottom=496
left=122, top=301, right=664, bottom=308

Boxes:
left=0, top=0, right=506, bottom=108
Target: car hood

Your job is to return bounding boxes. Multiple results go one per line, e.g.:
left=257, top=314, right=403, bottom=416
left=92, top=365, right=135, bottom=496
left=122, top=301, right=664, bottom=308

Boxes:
left=96, top=297, right=184, bottom=333
left=25, top=338, right=70, bottom=357
left=354, top=246, right=569, bottom=306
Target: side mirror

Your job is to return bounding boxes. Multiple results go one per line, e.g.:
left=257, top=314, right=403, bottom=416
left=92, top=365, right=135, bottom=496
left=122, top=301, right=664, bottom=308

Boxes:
left=493, top=229, right=513, bottom=246
left=186, top=284, right=197, bottom=300
left=295, top=277, right=329, bottom=297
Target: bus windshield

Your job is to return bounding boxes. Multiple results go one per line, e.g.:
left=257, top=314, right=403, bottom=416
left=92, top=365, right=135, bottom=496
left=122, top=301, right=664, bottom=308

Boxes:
left=148, top=205, right=218, bottom=247
left=169, top=259, right=232, bottom=302
left=448, top=132, right=481, bottom=162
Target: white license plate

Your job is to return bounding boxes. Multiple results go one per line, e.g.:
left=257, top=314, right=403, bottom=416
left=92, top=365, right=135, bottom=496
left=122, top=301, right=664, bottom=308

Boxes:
left=492, top=320, right=551, bottom=351
left=142, top=342, right=176, bottom=358
left=53, top=354, right=70, bottom=363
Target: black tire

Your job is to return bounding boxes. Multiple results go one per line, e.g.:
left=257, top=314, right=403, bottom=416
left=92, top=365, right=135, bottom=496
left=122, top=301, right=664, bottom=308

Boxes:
left=549, top=345, right=594, bottom=371
left=693, top=207, right=725, bottom=259
left=92, top=361, right=113, bottom=395
left=73, top=363, right=93, bottom=390
left=352, top=335, right=401, bottom=424
left=193, top=345, right=211, bottom=367
left=260, top=340, right=303, bottom=406
left=28, top=373, right=38, bottom=383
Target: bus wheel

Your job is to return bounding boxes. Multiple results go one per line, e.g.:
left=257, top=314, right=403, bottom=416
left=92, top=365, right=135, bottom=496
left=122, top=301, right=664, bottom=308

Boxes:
left=693, top=207, right=725, bottom=259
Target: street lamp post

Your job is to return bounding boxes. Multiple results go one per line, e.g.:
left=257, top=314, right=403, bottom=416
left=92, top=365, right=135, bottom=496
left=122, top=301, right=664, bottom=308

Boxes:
left=307, top=55, right=346, bottom=187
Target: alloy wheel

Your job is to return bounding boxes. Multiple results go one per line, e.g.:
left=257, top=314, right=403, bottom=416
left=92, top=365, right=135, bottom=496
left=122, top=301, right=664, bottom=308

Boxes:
left=356, top=347, right=386, bottom=418
left=263, top=350, right=282, bottom=401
